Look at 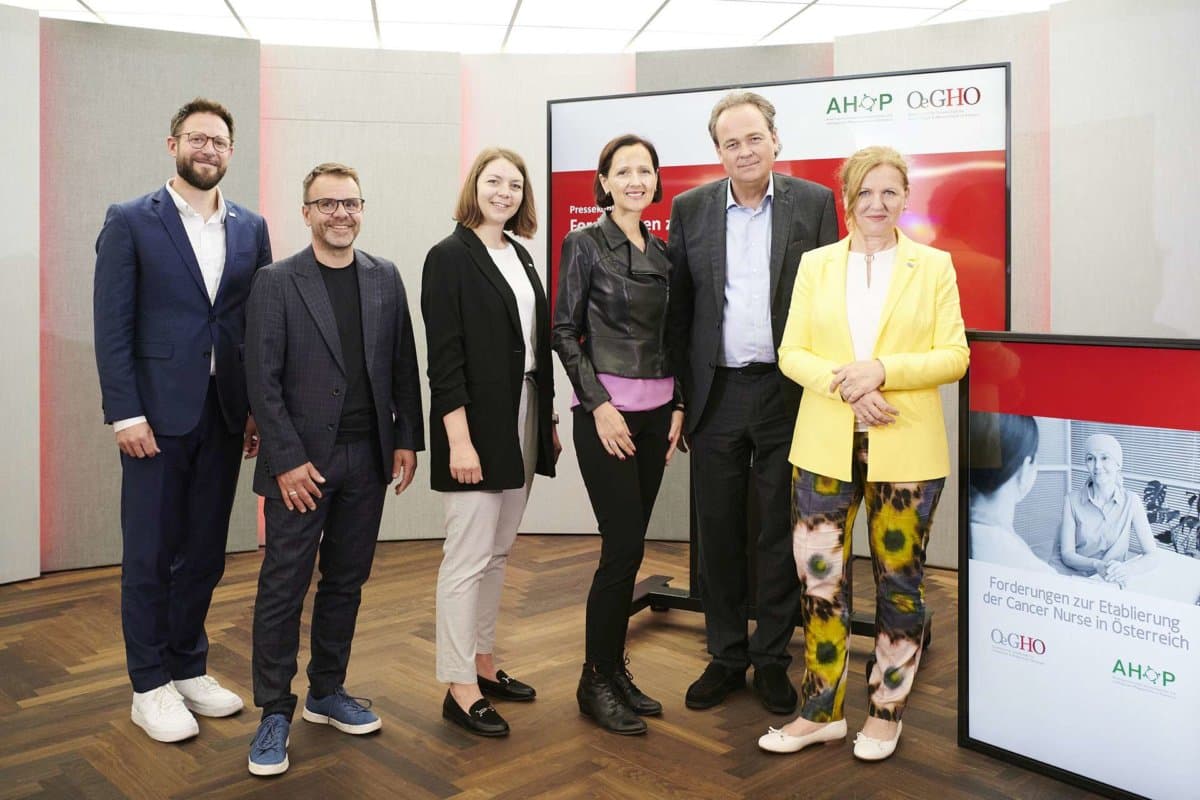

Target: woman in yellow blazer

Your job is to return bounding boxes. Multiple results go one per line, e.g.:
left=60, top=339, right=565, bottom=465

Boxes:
left=757, top=146, right=967, bottom=761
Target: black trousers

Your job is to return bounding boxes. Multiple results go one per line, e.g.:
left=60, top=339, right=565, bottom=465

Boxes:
left=573, top=403, right=672, bottom=674
left=120, top=378, right=243, bottom=693
left=689, top=369, right=800, bottom=670
left=252, top=438, right=386, bottom=720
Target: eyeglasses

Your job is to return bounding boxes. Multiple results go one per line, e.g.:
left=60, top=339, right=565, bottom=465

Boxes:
left=304, top=197, right=365, bottom=215
left=174, top=131, right=233, bottom=153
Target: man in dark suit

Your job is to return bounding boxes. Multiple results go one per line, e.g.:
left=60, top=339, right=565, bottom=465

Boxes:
left=243, top=162, right=423, bottom=776
left=667, top=91, right=838, bottom=714
left=94, top=97, right=272, bottom=743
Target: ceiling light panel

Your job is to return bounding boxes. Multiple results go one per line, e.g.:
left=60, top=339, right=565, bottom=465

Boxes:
left=85, top=0, right=244, bottom=36
left=815, top=0, right=950, bottom=9
left=505, top=25, right=634, bottom=54
left=0, top=1, right=86, bottom=11
left=230, top=0, right=374, bottom=22
left=374, top=0, right=513, bottom=26
left=513, top=0, right=662, bottom=30
left=762, top=3, right=933, bottom=43
left=633, top=29, right=755, bottom=51
left=644, top=0, right=803, bottom=35
left=378, top=21, right=506, bottom=52
left=244, top=18, right=378, bottom=48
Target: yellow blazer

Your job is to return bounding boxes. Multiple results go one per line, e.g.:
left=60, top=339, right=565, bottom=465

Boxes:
left=778, top=230, right=968, bottom=482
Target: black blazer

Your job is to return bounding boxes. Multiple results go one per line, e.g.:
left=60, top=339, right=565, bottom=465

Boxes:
left=666, top=174, right=837, bottom=433
left=421, top=224, right=556, bottom=492
left=244, top=246, right=425, bottom=498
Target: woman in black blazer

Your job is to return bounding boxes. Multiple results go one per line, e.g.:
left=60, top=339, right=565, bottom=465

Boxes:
left=421, top=147, right=558, bottom=738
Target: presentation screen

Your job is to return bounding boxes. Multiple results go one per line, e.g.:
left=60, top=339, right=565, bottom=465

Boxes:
left=960, top=332, right=1200, bottom=800
left=547, top=63, right=1010, bottom=330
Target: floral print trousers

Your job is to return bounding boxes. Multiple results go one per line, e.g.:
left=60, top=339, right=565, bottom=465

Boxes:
left=791, top=432, right=944, bottom=723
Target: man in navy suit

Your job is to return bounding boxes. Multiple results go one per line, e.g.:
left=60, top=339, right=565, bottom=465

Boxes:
left=94, top=97, right=272, bottom=743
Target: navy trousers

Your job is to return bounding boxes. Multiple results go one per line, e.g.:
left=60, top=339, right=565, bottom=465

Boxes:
left=252, top=438, right=386, bottom=721
left=120, top=378, right=243, bottom=693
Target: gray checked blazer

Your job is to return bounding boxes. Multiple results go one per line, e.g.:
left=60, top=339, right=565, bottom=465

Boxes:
left=245, top=245, right=424, bottom=498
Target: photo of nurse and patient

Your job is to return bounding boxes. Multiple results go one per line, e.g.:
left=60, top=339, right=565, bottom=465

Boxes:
left=968, top=412, right=1200, bottom=605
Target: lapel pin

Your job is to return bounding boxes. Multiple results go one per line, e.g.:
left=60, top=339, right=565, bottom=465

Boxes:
left=906, top=258, right=915, bottom=268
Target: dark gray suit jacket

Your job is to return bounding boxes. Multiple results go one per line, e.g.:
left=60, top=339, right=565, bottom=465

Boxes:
left=666, top=173, right=838, bottom=433
left=245, top=246, right=424, bottom=498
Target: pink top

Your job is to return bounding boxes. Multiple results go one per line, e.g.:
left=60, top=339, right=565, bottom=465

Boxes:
left=571, top=373, right=675, bottom=412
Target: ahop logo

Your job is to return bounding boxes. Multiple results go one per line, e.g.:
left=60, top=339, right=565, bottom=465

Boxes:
left=990, top=628, right=1046, bottom=655
left=906, top=86, right=981, bottom=109
left=826, top=92, right=892, bottom=115
left=1112, top=659, right=1176, bottom=687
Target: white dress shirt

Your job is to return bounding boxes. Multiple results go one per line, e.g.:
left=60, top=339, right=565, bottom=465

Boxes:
left=113, top=180, right=227, bottom=433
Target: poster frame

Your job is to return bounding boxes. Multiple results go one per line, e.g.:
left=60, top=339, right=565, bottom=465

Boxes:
left=957, top=330, right=1200, bottom=800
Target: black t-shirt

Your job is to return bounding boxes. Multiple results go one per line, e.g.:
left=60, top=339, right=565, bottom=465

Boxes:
left=317, top=259, right=375, bottom=443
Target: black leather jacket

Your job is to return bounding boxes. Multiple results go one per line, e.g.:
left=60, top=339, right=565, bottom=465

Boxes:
left=552, top=213, right=680, bottom=411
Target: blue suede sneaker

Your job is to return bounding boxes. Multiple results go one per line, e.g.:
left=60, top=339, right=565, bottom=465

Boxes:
left=248, top=714, right=290, bottom=777
left=301, top=687, right=382, bottom=734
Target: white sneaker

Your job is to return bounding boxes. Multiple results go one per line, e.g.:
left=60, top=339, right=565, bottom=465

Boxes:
left=173, top=675, right=245, bottom=717
left=131, top=684, right=200, bottom=742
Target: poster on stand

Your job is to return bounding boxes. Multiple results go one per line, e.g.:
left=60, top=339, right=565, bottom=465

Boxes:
left=547, top=63, right=1010, bottom=330
left=960, top=332, right=1200, bottom=800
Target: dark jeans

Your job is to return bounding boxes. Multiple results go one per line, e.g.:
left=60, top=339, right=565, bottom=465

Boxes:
left=689, top=368, right=800, bottom=670
left=120, top=378, right=242, bottom=692
left=252, top=438, right=386, bottom=720
left=573, top=403, right=672, bottom=674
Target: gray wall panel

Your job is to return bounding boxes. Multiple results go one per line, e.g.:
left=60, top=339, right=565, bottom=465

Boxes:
left=260, top=46, right=460, bottom=542
left=40, top=21, right=261, bottom=571
left=1050, top=0, right=1200, bottom=338
left=636, top=42, right=834, bottom=94
left=0, top=4, right=40, bottom=584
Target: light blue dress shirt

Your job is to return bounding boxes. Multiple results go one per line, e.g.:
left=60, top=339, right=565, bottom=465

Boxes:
left=720, top=177, right=775, bottom=367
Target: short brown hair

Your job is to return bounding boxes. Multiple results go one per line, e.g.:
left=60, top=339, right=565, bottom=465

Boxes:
left=170, top=97, right=234, bottom=142
left=838, top=146, right=909, bottom=231
left=302, top=162, right=362, bottom=201
left=454, top=148, right=537, bottom=239
left=593, top=134, right=663, bottom=207
left=707, top=90, right=777, bottom=146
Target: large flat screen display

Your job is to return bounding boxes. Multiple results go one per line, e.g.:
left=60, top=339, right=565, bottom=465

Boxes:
left=961, top=333, right=1200, bottom=800
left=547, top=64, right=1010, bottom=330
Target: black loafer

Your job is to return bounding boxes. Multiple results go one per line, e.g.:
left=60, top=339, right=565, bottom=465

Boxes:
left=752, top=663, right=798, bottom=714
left=442, top=690, right=509, bottom=737
left=478, top=670, right=536, bottom=702
left=685, top=662, right=746, bottom=710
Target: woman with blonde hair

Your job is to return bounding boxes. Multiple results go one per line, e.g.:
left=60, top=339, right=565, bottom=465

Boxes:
left=759, top=145, right=967, bottom=760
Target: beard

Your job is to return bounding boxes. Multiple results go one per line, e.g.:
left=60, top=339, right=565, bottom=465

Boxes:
left=176, top=152, right=226, bottom=191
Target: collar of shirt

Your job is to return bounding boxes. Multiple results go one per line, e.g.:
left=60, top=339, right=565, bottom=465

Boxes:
left=165, top=179, right=227, bottom=224
left=725, top=174, right=774, bottom=213
left=1085, top=479, right=1123, bottom=516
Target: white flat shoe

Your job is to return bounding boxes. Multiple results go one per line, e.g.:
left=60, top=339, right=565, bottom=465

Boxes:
left=853, top=721, right=902, bottom=761
left=757, top=718, right=847, bottom=753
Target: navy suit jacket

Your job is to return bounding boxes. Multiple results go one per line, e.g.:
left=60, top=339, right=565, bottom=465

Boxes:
left=244, top=246, right=425, bottom=498
left=94, top=185, right=273, bottom=436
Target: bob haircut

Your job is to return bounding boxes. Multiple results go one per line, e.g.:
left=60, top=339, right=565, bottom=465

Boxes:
left=593, top=134, right=663, bottom=207
left=968, top=412, right=1040, bottom=496
left=838, top=145, right=909, bottom=231
left=454, top=147, right=537, bottom=239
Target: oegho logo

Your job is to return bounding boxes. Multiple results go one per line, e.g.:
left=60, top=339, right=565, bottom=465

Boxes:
left=1112, top=659, right=1176, bottom=687
left=906, top=86, right=981, bottom=109
left=825, top=92, right=892, bottom=115
left=990, top=628, right=1046, bottom=655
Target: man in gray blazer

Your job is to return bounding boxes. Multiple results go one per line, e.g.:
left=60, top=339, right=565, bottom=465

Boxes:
left=667, top=91, right=838, bottom=714
left=243, top=162, right=423, bottom=776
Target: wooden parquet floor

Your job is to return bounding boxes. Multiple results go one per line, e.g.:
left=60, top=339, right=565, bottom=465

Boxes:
left=0, top=537, right=1101, bottom=800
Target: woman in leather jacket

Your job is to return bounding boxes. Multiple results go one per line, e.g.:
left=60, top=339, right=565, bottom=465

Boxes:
left=552, top=133, right=684, bottom=736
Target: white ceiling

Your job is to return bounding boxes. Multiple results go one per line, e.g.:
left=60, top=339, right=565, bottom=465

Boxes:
left=6, top=0, right=1067, bottom=52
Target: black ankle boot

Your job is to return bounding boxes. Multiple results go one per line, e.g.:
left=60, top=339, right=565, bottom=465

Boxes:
left=576, top=663, right=647, bottom=735
left=611, top=655, right=662, bottom=716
